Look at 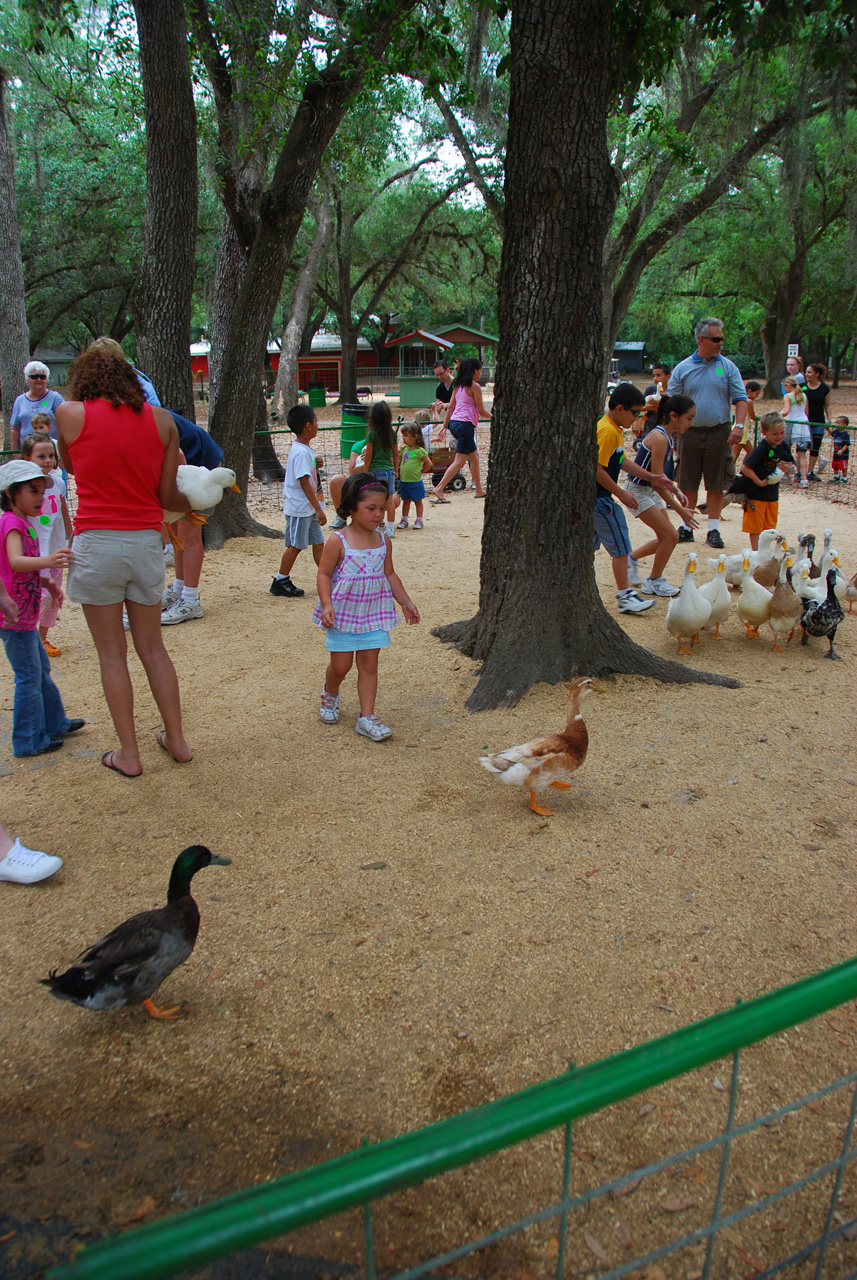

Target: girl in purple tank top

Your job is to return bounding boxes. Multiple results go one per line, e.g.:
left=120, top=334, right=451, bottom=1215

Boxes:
left=314, top=473, right=420, bottom=741
left=431, top=358, right=490, bottom=503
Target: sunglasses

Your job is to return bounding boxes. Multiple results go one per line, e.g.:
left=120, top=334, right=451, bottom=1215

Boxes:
left=706, top=336, right=724, bottom=343
left=28, top=373, right=47, bottom=379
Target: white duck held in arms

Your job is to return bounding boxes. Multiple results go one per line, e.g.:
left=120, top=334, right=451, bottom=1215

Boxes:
left=665, top=554, right=711, bottom=655
left=163, top=466, right=240, bottom=525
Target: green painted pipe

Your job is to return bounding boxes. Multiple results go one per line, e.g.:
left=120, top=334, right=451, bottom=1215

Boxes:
left=49, top=955, right=857, bottom=1280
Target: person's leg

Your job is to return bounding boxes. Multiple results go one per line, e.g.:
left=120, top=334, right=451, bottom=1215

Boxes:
left=637, top=507, right=678, bottom=579
left=705, top=490, right=724, bottom=520
left=414, top=498, right=424, bottom=518
left=176, top=520, right=203, bottom=592
left=749, top=531, right=760, bottom=551
left=433, top=453, right=466, bottom=497
left=126, top=600, right=192, bottom=763
left=400, top=499, right=411, bottom=521
left=355, top=648, right=380, bottom=716
left=82, top=603, right=143, bottom=774
left=467, top=451, right=486, bottom=497
left=329, top=474, right=345, bottom=507
left=1, top=630, right=51, bottom=756
left=324, top=650, right=353, bottom=696
left=611, top=555, right=630, bottom=591
left=312, top=543, right=324, bottom=567
left=798, top=446, right=809, bottom=482
left=36, top=638, right=69, bottom=737
left=278, top=545, right=301, bottom=576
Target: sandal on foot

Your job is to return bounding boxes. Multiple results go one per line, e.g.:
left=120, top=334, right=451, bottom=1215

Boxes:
left=156, top=730, right=193, bottom=764
left=101, top=750, right=142, bottom=778
left=430, top=494, right=451, bottom=505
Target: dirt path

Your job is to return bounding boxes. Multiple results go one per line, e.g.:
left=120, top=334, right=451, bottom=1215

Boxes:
left=2, top=407, right=856, bottom=1278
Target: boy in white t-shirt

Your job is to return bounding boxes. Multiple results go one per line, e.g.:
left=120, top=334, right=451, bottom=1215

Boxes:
left=270, top=406, right=327, bottom=598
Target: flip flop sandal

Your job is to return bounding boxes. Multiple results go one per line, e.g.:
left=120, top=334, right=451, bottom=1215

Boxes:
left=101, top=750, right=142, bottom=778
left=430, top=495, right=451, bottom=505
left=156, top=730, right=193, bottom=763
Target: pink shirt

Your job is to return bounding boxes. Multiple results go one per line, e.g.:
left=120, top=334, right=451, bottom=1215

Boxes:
left=0, top=511, right=43, bottom=631
left=450, top=385, right=480, bottom=426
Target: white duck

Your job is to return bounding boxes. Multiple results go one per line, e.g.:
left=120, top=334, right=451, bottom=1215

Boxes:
left=845, top=570, right=857, bottom=615
left=794, top=558, right=825, bottom=607
left=715, top=529, right=782, bottom=587
left=163, top=466, right=240, bottom=524
left=666, top=554, right=711, bottom=654
left=800, top=549, right=847, bottom=602
left=697, top=554, right=731, bottom=638
left=736, top=550, right=773, bottom=638
left=768, top=556, right=803, bottom=651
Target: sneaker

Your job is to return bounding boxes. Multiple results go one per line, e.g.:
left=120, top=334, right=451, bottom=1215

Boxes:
left=330, top=515, right=347, bottom=530
left=641, top=576, right=680, bottom=597
left=799, top=479, right=809, bottom=489
left=355, top=713, right=393, bottom=741
left=161, top=599, right=203, bottom=625
left=617, top=590, right=656, bottom=614
left=164, top=543, right=175, bottom=566
left=161, top=586, right=182, bottom=612
left=627, top=556, right=643, bottom=587
left=0, top=838, right=63, bottom=884
left=413, top=518, right=424, bottom=530
left=397, top=518, right=409, bottom=530
left=269, top=576, right=305, bottom=598
left=808, top=471, right=821, bottom=482
left=386, top=522, right=396, bottom=538
left=706, top=529, right=725, bottom=549
left=319, top=688, right=340, bottom=724
left=677, top=527, right=695, bottom=543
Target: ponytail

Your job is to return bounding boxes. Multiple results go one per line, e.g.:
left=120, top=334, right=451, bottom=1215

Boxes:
left=655, top=394, right=694, bottom=426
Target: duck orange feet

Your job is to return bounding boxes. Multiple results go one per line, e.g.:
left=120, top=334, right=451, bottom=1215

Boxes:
left=142, top=998, right=191, bottom=1020
left=529, top=791, right=553, bottom=817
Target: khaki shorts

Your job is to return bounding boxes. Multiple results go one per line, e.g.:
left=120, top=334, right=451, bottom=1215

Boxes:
left=66, top=529, right=165, bottom=607
left=677, top=423, right=732, bottom=492
left=623, top=480, right=667, bottom=517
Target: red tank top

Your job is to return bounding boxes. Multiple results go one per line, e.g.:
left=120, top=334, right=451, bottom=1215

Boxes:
left=69, top=400, right=165, bottom=532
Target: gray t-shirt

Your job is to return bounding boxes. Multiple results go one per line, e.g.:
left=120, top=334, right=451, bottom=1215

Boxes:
left=10, top=389, right=64, bottom=441
left=667, top=354, right=746, bottom=428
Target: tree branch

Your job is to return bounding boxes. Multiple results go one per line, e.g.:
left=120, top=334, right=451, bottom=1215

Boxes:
left=426, top=85, right=505, bottom=232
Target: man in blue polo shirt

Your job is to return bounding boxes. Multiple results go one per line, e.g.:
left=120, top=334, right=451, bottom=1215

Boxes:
left=667, top=317, right=747, bottom=550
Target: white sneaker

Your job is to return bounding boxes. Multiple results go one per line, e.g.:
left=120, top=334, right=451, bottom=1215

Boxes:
left=386, top=522, right=396, bottom=538
left=161, top=586, right=181, bottom=612
left=413, top=518, right=424, bottom=530
left=641, top=576, right=680, bottom=597
left=319, top=688, right=340, bottom=724
left=330, top=515, right=347, bottom=530
left=356, top=713, right=392, bottom=742
left=618, top=590, right=656, bottom=614
left=627, top=556, right=643, bottom=587
left=161, top=599, right=203, bottom=625
left=799, top=479, right=809, bottom=489
left=0, top=839, right=63, bottom=884
left=397, top=518, right=409, bottom=529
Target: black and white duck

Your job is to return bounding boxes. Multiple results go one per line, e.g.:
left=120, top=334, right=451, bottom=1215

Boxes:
left=800, top=569, right=845, bottom=661
left=41, top=845, right=231, bottom=1019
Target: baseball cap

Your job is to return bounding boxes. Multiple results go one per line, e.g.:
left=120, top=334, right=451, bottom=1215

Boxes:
left=0, top=460, right=48, bottom=493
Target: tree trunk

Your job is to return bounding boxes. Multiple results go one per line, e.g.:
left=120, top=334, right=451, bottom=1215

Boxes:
left=433, top=0, right=736, bottom=709
left=131, top=0, right=197, bottom=419
left=0, top=72, right=30, bottom=449
left=760, top=260, right=803, bottom=399
left=337, top=315, right=358, bottom=405
left=273, top=196, right=333, bottom=421
left=208, top=214, right=247, bottom=420
left=251, top=391, right=284, bottom=482
left=204, top=13, right=417, bottom=547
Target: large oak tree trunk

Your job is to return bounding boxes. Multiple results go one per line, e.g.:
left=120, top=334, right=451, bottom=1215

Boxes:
left=273, top=196, right=333, bottom=420
left=0, top=72, right=30, bottom=449
left=132, top=0, right=197, bottom=419
left=434, top=0, right=736, bottom=709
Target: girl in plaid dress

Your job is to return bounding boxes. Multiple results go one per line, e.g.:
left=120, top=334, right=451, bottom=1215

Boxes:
left=314, top=473, right=419, bottom=742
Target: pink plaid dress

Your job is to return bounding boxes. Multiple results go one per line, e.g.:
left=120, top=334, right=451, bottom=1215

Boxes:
left=313, top=531, right=399, bottom=634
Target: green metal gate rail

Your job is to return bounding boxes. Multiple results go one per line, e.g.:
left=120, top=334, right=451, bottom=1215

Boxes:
left=49, top=954, right=857, bottom=1280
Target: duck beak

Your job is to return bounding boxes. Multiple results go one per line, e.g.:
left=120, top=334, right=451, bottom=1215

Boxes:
left=230, top=483, right=242, bottom=494
left=211, top=854, right=232, bottom=866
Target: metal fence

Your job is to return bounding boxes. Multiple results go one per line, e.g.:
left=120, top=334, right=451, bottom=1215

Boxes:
left=48, top=954, right=857, bottom=1280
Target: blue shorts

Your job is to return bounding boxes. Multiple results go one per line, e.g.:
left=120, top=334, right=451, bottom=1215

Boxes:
left=374, top=469, right=396, bottom=497
left=284, top=513, right=324, bottom=550
left=593, top=496, right=631, bottom=557
left=324, top=627, right=391, bottom=652
left=449, top=420, right=478, bottom=455
left=399, top=479, right=426, bottom=501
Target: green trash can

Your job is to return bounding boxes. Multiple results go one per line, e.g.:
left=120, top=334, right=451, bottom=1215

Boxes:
left=340, top=403, right=368, bottom=459
left=308, top=381, right=326, bottom=408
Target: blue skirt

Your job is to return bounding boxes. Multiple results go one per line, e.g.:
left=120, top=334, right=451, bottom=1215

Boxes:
left=324, top=626, right=391, bottom=652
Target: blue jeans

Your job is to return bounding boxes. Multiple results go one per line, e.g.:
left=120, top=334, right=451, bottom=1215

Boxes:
left=1, top=628, right=69, bottom=756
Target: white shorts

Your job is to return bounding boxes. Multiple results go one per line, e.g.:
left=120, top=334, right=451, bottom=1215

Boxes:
left=623, top=480, right=667, bottom=517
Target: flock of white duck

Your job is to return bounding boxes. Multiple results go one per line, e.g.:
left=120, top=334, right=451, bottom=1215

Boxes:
left=665, top=527, right=857, bottom=659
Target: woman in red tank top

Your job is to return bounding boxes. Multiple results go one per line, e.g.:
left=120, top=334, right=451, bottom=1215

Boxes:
left=57, top=344, right=193, bottom=777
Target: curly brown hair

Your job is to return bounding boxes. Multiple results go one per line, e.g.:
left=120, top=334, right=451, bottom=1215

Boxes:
left=69, top=344, right=145, bottom=412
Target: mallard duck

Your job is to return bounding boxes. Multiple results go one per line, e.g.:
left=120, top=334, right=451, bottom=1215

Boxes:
left=697, top=554, right=731, bottom=638
left=666, top=554, right=712, bottom=654
left=163, top=466, right=240, bottom=524
left=479, top=677, right=596, bottom=816
left=736, top=551, right=773, bottom=638
left=768, top=556, right=803, bottom=651
left=41, top=846, right=231, bottom=1019
left=845, top=570, right=857, bottom=615
left=715, top=529, right=781, bottom=587
left=801, top=569, right=845, bottom=660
